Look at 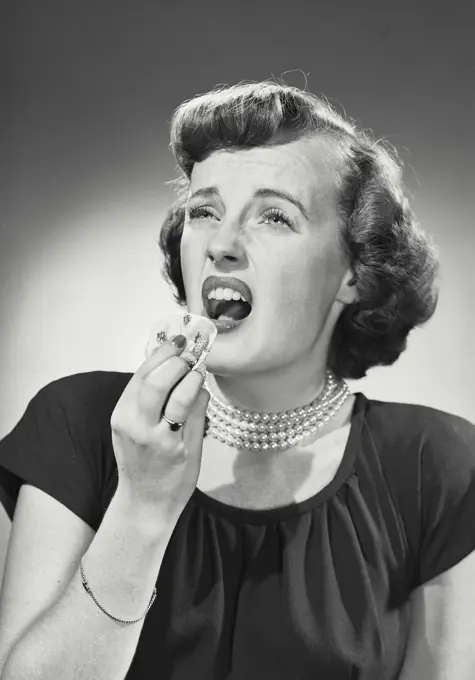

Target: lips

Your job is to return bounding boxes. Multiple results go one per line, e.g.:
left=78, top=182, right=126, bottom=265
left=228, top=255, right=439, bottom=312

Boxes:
left=201, top=275, right=253, bottom=331
left=202, top=275, right=253, bottom=306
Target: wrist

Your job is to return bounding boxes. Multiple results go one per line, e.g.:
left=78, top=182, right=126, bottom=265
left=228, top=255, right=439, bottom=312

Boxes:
left=113, top=481, right=182, bottom=536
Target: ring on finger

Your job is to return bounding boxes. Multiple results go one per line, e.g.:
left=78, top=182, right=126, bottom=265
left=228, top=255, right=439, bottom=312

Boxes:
left=162, top=414, right=185, bottom=432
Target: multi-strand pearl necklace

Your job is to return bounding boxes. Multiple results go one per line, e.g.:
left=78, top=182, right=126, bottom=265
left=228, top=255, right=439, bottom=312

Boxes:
left=205, top=370, right=350, bottom=452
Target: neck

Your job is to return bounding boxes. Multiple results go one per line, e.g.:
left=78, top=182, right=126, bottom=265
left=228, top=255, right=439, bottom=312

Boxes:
left=207, top=362, right=329, bottom=414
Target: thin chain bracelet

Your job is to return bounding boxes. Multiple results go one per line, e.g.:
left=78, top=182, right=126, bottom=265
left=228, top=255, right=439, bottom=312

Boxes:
left=79, top=558, right=157, bottom=625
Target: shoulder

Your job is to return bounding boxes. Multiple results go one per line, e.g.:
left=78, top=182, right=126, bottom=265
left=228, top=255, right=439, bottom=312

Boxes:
left=359, top=394, right=475, bottom=502
left=356, top=394, right=475, bottom=587
left=361, top=394, right=475, bottom=457
left=0, top=371, right=133, bottom=528
left=37, top=370, right=133, bottom=423
left=26, top=371, right=134, bottom=484
left=42, top=369, right=133, bottom=403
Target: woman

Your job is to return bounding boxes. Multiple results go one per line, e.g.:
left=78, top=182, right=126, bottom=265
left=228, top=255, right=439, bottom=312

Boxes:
left=0, top=81, right=474, bottom=680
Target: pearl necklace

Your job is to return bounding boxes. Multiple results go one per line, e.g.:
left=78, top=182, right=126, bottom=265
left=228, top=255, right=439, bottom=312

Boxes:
left=205, top=370, right=350, bottom=451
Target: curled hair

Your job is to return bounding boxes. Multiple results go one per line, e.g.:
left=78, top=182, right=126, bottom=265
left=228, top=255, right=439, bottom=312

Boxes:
left=159, top=81, right=439, bottom=379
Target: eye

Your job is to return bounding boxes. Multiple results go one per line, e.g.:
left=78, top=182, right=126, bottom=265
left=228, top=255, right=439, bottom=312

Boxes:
left=187, top=205, right=216, bottom=220
left=261, top=208, right=293, bottom=229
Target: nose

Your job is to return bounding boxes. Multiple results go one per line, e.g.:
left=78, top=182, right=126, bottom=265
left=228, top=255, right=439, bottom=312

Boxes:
left=206, top=223, right=246, bottom=266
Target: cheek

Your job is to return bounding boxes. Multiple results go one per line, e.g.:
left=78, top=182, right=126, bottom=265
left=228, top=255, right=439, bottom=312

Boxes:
left=180, top=231, right=201, bottom=286
left=272, top=247, right=342, bottom=321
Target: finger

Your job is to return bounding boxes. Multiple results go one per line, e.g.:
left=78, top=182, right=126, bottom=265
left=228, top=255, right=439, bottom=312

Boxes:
left=137, top=356, right=191, bottom=425
left=161, top=370, right=205, bottom=429
left=135, top=335, right=188, bottom=381
left=182, top=388, right=210, bottom=451
left=123, top=334, right=188, bottom=411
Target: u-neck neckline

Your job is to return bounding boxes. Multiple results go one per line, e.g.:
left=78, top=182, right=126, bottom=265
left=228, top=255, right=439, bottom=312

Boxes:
left=190, top=392, right=368, bottom=525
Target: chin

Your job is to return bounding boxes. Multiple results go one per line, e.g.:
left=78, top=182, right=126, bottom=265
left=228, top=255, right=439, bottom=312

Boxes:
left=204, top=342, right=255, bottom=377
left=204, top=348, right=246, bottom=377
left=205, top=340, right=279, bottom=378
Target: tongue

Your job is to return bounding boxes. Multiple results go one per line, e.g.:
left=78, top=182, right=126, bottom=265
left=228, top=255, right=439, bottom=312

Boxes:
left=207, top=299, right=251, bottom=321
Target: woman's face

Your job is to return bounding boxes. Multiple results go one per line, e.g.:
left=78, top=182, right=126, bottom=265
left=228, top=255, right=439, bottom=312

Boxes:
left=180, top=135, right=356, bottom=376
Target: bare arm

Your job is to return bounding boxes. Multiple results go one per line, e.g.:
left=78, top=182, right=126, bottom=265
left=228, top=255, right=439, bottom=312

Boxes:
left=0, top=484, right=179, bottom=680
left=397, top=550, right=475, bottom=679
left=0, top=333, right=212, bottom=680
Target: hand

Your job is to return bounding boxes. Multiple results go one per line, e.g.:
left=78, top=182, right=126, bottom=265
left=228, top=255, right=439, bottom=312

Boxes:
left=110, top=335, right=210, bottom=516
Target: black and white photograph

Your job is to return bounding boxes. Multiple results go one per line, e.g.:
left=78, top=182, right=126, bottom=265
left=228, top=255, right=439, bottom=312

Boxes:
left=0, top=1, right=474, bottom=678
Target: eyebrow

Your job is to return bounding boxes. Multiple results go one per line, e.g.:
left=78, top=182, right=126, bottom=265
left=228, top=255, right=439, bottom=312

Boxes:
left=188, top=186, right=309, bottom=220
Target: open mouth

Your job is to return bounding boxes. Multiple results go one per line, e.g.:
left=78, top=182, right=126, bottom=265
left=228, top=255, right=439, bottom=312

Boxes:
left=202, top=275, right=253, bottom=329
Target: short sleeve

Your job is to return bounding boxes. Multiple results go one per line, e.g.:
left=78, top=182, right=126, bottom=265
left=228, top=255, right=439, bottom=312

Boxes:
left=0, top=372, right=130, bottom=531
left=415, top=410, right=475, bottom=586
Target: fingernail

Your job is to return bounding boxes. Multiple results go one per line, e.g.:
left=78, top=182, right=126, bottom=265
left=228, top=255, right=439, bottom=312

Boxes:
left=171, top=334, right=187, bottom=349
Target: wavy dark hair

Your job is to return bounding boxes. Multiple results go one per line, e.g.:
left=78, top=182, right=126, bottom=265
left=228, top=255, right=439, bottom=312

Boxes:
left=159, top=81, right=439, bottom=379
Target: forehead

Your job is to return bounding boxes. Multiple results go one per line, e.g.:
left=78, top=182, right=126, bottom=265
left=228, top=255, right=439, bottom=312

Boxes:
left=189, top=135, right=346, bottom=211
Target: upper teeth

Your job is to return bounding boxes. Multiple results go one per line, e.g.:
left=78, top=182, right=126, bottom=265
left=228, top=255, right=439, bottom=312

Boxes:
left=207, top=287, right=247, bottom=302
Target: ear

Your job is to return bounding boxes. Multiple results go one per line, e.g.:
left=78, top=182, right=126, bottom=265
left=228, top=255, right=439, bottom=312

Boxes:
left=335, top=269, right=359, bottom=305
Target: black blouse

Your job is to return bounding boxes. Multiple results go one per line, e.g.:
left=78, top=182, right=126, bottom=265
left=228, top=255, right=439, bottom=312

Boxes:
left=1, top=371, right=475, bottom=680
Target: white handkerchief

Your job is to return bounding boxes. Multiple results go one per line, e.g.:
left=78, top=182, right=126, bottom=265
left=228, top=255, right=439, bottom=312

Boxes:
left=145, top=312, right=217, bottom=375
